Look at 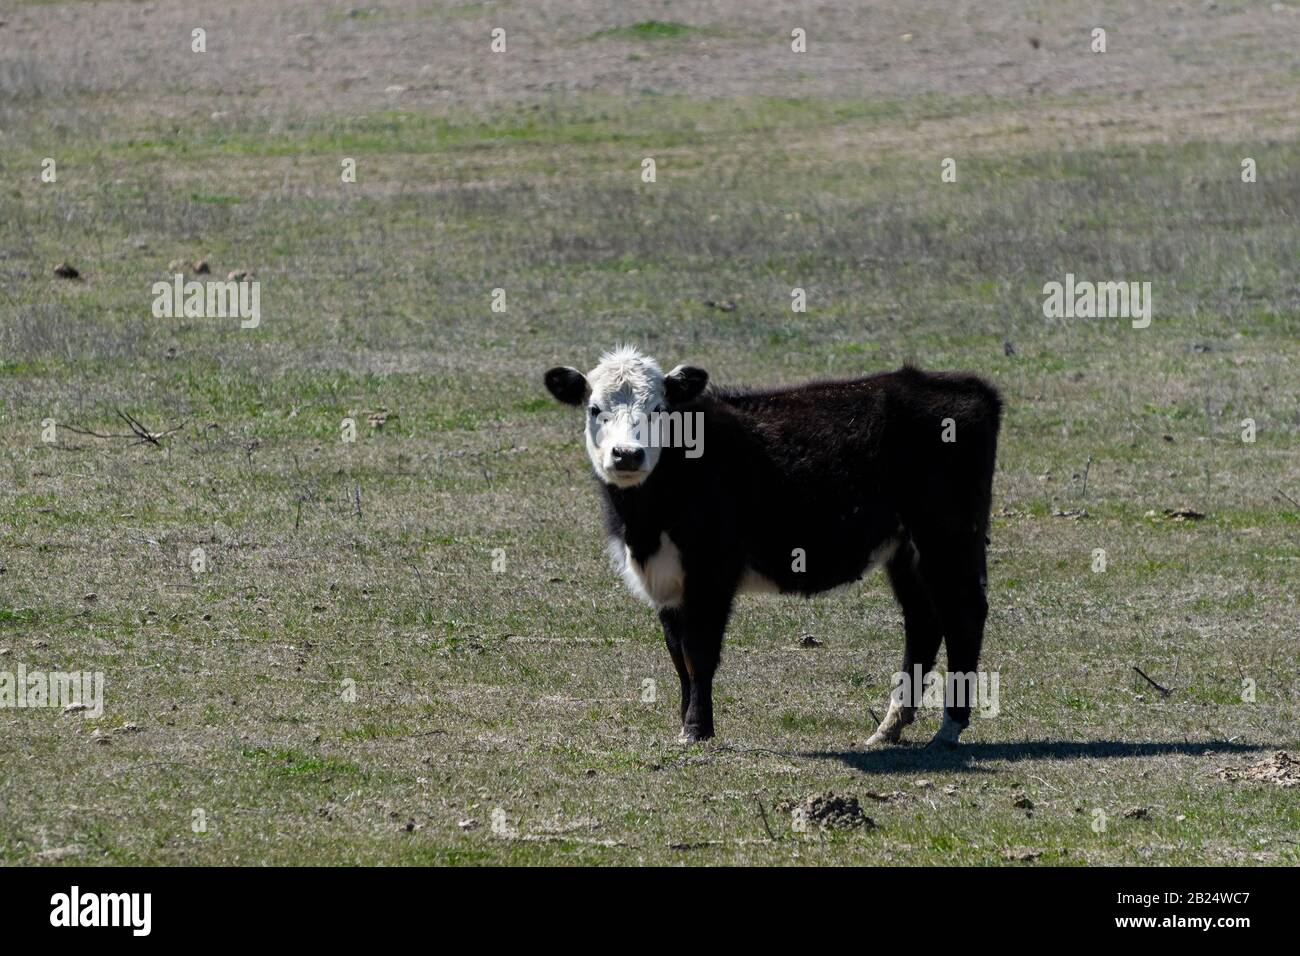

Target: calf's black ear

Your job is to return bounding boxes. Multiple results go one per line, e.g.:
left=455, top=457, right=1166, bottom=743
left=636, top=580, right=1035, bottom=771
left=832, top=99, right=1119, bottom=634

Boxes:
left=544, top=366, right=588, bottom=406
left=665, top=365, right=709, bottom=405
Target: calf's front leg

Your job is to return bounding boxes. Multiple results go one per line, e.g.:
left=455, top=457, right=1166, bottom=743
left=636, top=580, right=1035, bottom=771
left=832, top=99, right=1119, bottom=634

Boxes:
left=658, top=608, right=691, bottom=729
left=659, top=597, right=730, bottom=743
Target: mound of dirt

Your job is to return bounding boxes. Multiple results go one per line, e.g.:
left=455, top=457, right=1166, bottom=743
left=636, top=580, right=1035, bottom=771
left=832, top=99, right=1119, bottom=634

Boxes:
left=1216, top=751, right=1300, bottom=788
left=776, top=792, right=875, bottom=830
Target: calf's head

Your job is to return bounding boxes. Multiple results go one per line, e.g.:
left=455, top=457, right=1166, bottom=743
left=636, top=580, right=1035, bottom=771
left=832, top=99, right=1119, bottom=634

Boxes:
left=545, top=346, right=708, bottom=488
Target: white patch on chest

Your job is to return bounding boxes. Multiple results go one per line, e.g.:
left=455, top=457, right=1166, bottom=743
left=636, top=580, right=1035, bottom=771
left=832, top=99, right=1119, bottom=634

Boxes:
left=610, top=532, right=684, bottom=609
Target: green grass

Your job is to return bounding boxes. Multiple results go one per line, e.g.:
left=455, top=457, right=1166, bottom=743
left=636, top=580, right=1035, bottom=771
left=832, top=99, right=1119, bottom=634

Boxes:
left=7, top=94, right=991, bottom=168
left=588, top=21, right=707, bottom=41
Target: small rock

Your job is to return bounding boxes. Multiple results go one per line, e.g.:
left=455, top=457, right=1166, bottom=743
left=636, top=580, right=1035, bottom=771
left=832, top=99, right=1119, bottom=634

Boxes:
left=1012, top=794, right=1034, bottom=810
left=798, top=633, right=823, bottom=647
left=864, top=790, right=908, bottom=802
left=1124, top=806, right=1150, bottom=819
left=36, top=845, right=85, bottom=861
left=192, top=260, right=210, bottom=274
left=1004, top=847, right=1042, bottom=862
left=458, top=818, right=480, bottom=830
left=53, top=262, right=80, bottom=279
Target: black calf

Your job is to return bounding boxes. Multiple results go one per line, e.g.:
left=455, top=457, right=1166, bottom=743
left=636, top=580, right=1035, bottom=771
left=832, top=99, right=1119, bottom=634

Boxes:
left=547, top=354, right=1001, bottom=747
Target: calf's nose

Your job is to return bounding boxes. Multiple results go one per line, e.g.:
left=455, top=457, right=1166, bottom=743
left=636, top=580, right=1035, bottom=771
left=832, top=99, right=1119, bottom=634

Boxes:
left=611, top=446, right=646, bottom=471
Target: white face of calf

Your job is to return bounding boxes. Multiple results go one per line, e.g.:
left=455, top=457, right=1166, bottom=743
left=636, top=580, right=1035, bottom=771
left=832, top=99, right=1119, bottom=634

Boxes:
left=545, top=346, right=708, bottom=488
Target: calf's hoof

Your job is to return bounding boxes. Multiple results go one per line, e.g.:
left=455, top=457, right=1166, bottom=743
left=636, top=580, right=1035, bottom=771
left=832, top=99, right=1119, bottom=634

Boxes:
left=676, top=726, right=714, bottom=744
left=865, top=699, right=913, bottom=747
left=864, top=726, right=903, bottom=747
left=924, top=713, right=966, bottom=749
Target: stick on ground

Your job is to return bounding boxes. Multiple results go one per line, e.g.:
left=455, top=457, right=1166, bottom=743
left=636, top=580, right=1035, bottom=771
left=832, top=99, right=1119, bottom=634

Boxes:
left=1132, top=665, right=1171, bottom=696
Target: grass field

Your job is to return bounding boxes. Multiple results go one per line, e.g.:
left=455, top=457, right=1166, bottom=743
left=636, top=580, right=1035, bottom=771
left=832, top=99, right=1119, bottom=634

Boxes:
left=1, top=0, right=1298, bottom=865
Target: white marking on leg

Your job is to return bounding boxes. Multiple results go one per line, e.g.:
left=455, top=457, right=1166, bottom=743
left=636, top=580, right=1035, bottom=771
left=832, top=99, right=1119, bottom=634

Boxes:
left=928, top=711, right=965, bottom=748
left=865, top=694, right=914, bottom=746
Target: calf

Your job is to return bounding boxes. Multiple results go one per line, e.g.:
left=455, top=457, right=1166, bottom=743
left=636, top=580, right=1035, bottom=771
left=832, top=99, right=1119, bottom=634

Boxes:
left=544, top=345, right=1002, bottom=748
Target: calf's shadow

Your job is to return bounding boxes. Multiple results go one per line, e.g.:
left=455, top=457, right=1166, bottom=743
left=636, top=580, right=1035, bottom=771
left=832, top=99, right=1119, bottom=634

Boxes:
left=805, top=739, right=1269, bottom=774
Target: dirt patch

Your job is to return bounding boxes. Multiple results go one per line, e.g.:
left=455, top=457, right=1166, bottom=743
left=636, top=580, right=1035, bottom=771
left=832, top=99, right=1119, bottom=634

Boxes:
left=4, top=0, right=1298, bottom=136
left=776, top=792, right=875, bottom=830
left=1216, top=751, right=1300, bottom=789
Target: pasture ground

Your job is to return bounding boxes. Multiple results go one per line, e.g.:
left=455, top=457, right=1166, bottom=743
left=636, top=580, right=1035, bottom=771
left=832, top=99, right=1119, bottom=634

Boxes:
left=1, top=0, right=1297, bottom=864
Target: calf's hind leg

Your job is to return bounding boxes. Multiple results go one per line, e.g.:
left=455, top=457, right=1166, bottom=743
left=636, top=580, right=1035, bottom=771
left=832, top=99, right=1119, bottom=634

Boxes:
left=867, top=539, right=943, bottom=746
left=923, top=535, right=989, bottom=748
